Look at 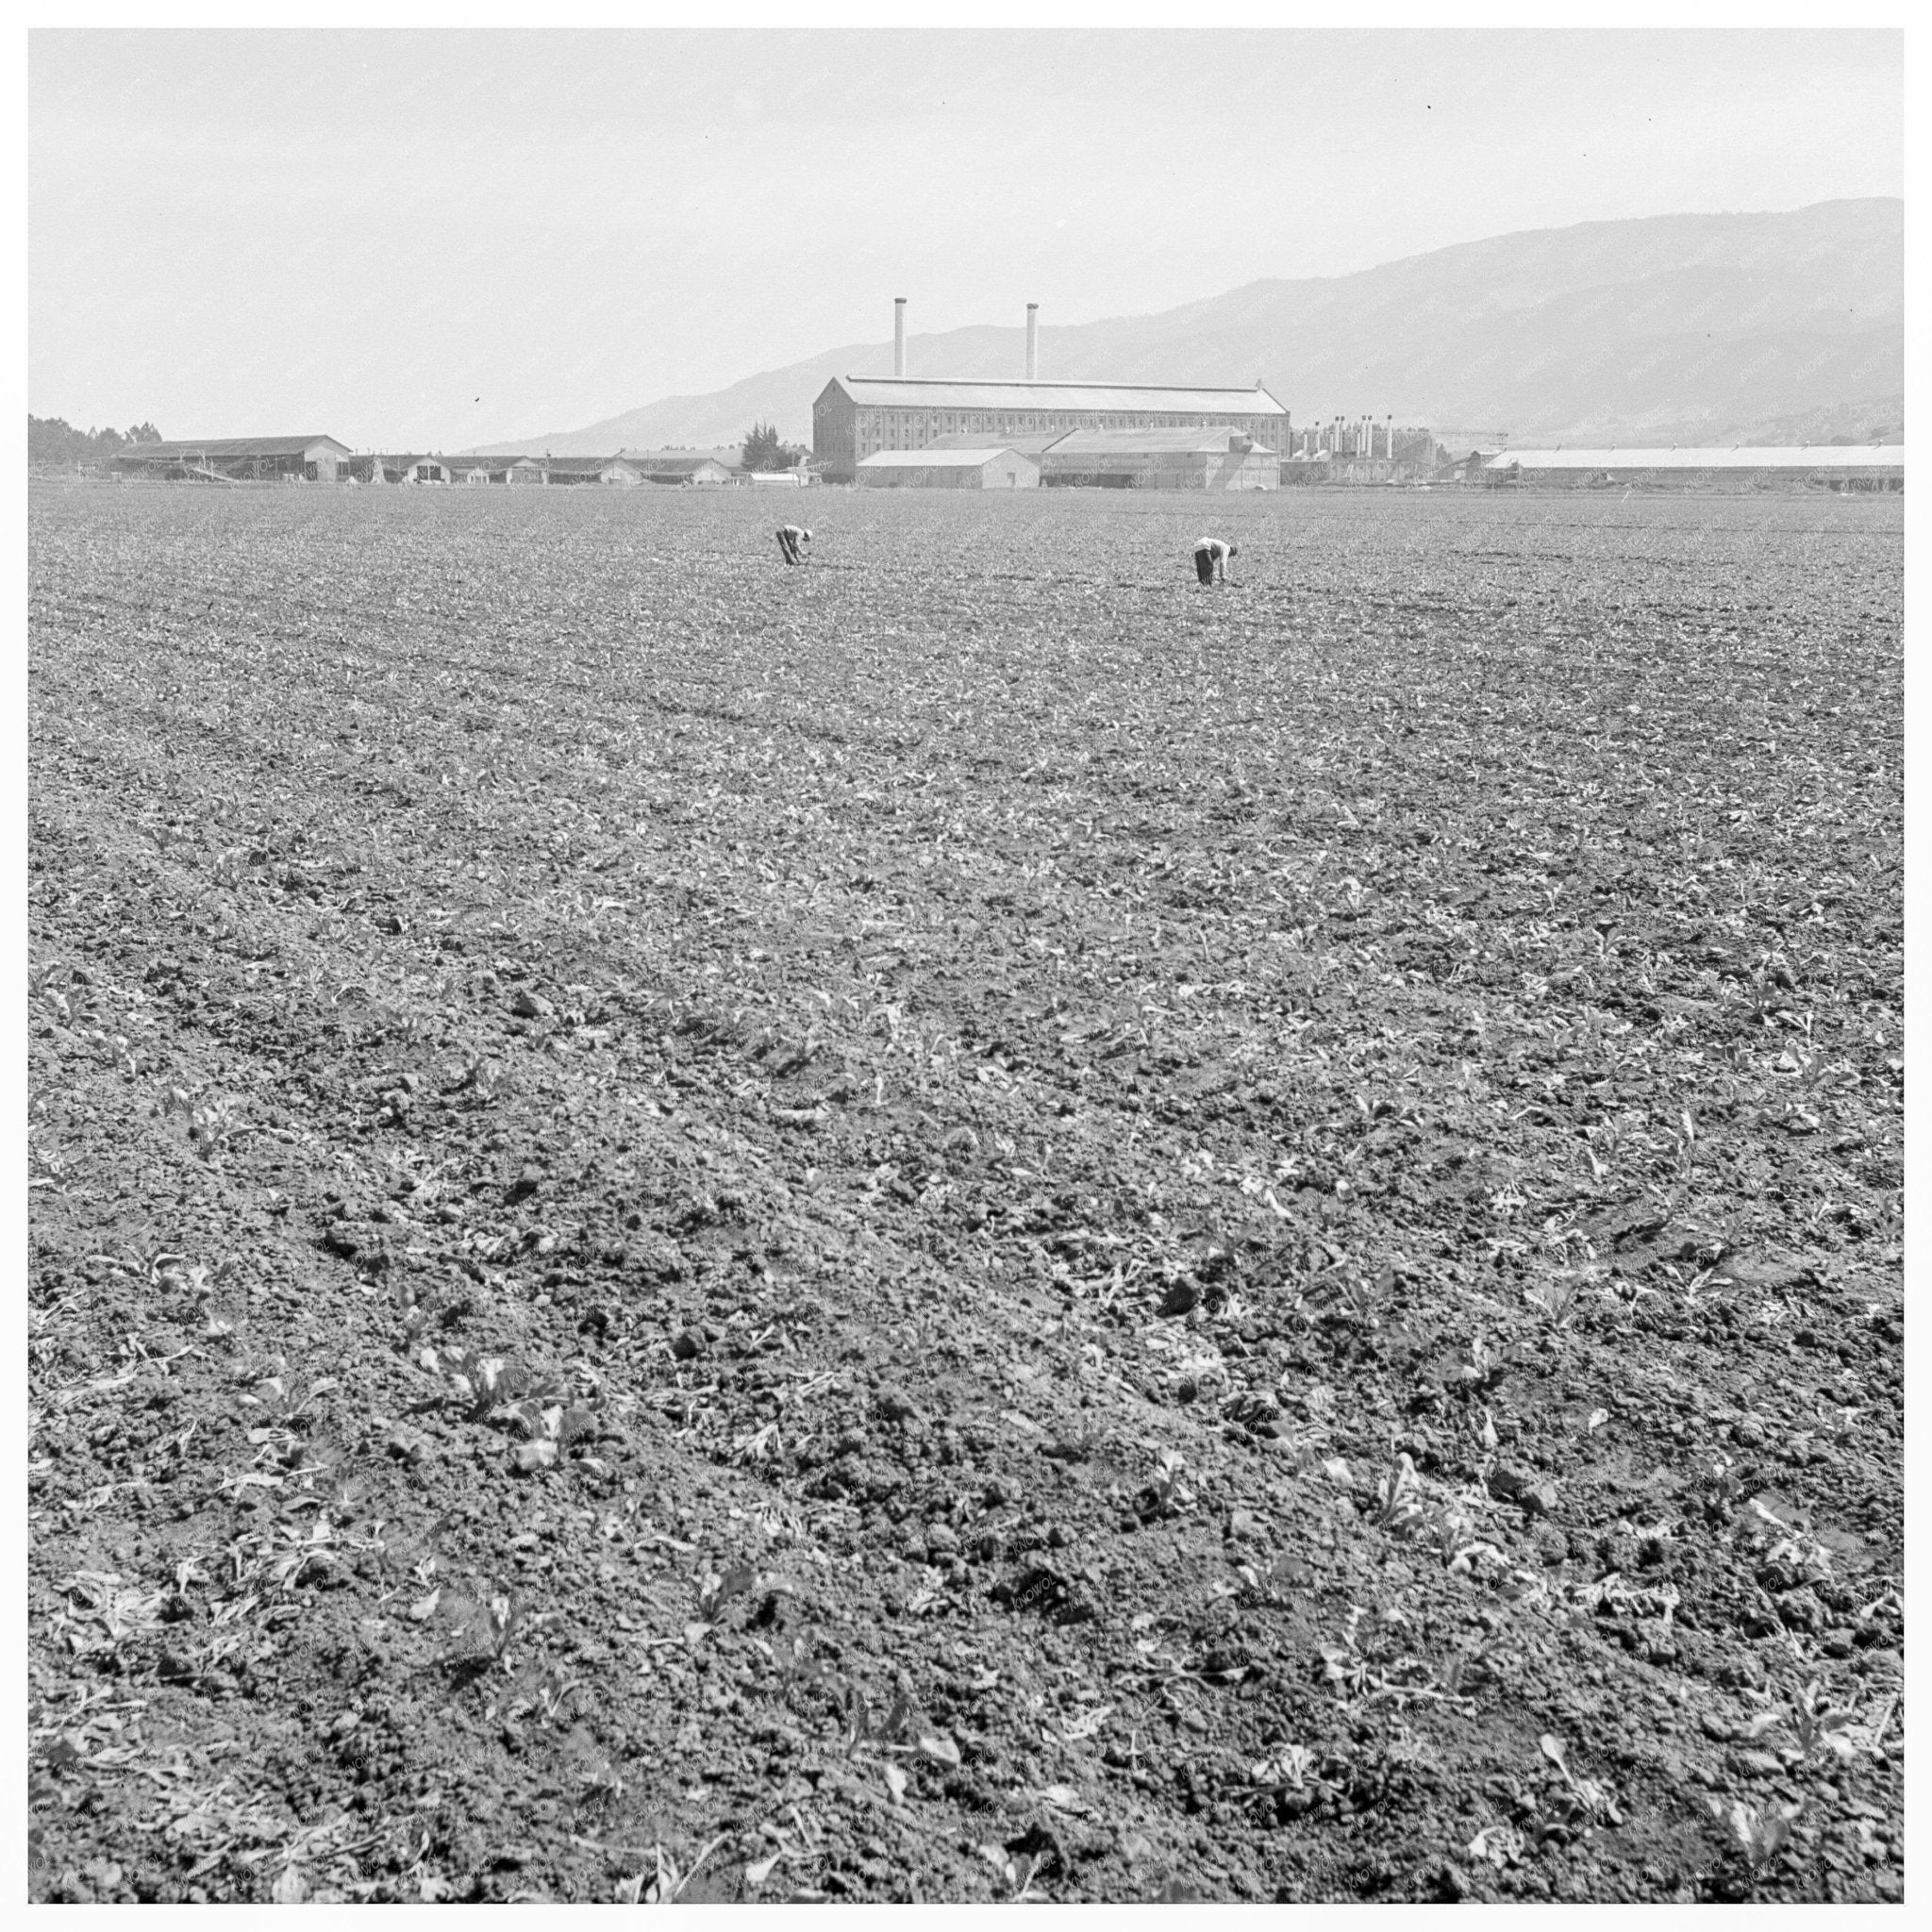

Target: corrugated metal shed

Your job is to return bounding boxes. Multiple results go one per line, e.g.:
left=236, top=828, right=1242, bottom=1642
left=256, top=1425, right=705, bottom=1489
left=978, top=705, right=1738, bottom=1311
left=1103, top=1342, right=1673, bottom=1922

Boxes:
left=856, top=447, right=1040, bottom=490
left=1487, top=445, right=1905, bottom=472
left=827, top=377, right=1287, bottom=416
left=112, top=435, right=354, bottom=482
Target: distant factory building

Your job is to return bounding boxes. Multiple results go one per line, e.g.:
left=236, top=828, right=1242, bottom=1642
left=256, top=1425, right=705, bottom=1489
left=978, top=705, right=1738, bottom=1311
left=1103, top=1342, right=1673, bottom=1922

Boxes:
left=110, top=435, right=352, bottom=482
left=817, top=378, right=1290, bottom=483
left=1481, top=445, right=1906, bottom=491
left=1282, top=419, right=1444, bottom=485
left=1041, top=427, right=1277, bottom=492
left=856, top=446, right=1041, bottom=490
left=812, top=299, right=1290, bottom=483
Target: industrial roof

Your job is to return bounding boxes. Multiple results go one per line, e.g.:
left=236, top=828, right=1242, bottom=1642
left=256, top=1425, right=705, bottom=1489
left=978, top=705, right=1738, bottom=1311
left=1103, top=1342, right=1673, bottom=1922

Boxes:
left=925, top=431, right=1067, bottom=456
left=824, top=376, right=1287, bottom=416
left=1486, top=445, right=1906, bottom=472
left=857, top=448, right=1033, bottom=468
left=1044, top=426, right=1262, bottom=457
left=625, top=452, right=737, bottom=473
left=386, top=455, right=523, bottom=468
left=532, top=456, right=637, bottom=474
left=114, top=436, right=351, bottom=458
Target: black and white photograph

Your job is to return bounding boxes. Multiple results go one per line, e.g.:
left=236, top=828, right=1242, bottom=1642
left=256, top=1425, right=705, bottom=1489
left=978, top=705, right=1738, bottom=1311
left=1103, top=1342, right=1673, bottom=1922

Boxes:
left=25, top=22, right=1906, bottom=1907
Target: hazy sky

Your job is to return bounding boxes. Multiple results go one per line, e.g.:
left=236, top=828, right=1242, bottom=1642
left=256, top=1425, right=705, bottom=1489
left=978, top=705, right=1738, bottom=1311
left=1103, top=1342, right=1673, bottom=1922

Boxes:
left=30, top=29, right=1902, bottom=451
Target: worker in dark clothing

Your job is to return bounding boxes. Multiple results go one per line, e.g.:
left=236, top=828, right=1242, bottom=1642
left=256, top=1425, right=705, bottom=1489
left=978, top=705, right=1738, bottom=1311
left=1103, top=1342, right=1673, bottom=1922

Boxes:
left=776, top=525, right=812, bottom=566
left=1192, top=536, right=1237, bottom=585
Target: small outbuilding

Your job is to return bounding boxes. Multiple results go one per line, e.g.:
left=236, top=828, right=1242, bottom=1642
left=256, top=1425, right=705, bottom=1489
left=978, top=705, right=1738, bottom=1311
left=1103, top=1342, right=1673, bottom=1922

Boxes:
left=446, top=456, right=519, bottom=484
left=855, top=447, right=1040, bottom=490
left=1040, top=427, right=1277, bottom=491
left=625, top=451, right=739, bottom=487
left=525, top=456, right=642, bottom=486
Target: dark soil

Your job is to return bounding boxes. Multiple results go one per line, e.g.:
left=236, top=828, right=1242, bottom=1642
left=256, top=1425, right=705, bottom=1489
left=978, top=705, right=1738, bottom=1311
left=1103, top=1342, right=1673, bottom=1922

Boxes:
left=27, top=481, right=1904, bottom=1903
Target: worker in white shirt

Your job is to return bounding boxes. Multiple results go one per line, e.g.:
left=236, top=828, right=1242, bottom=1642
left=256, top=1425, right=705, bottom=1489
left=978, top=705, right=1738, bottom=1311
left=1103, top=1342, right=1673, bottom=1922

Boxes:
left=1192, top=536, right=1237, bottom=586
left=776, top=525, right=812, bottom=566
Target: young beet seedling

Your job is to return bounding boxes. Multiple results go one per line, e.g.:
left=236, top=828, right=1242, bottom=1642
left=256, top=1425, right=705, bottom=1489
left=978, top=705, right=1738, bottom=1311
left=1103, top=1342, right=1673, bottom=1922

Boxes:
left=1234, top=1741, right=1328, bottom=1819
left=1539, top=1732, right=1624, bottom=1827
left=1144, top=1450, right=1192, bottom=1519
left=1339, top=1273, right=1384, bottom=1328
left=1456, top=1332, right=1511, bottom=1398
left=535, top=1665, right=580, bottom=1724
left=616, top=1833, right=730, bottom=1906
left=1319, top=1607, right=1373, bottom=1700
left=695, top=1561, right=759, bottom=1625
left=1777, top=1679, right=1860, bottom=1763
left=1373, top=1453, right=1429, bottom=1541
left=1524, top=1274, right=1583, bottom=1328
left=1708, top=1795, right=1805, bottom=1877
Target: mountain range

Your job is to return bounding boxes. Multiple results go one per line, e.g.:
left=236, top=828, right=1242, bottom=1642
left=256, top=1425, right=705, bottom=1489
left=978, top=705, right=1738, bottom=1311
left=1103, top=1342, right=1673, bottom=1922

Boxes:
left=475, top=198, right=1902, bottom=458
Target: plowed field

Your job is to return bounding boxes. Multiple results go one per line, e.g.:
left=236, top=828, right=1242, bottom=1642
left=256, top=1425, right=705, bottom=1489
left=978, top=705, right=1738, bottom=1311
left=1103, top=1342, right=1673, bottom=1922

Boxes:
left=27, top=480, right=1904, bottom=1903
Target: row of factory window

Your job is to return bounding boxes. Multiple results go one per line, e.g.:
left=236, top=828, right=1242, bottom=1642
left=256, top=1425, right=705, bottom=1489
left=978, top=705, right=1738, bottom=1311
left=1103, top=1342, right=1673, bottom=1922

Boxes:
left=858, top=412, right=1274, bottom=438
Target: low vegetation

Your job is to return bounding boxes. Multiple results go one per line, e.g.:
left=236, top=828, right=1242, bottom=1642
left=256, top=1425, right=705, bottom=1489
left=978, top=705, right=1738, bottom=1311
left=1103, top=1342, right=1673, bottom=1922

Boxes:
left=28, top=481, right=1902, bottom=1902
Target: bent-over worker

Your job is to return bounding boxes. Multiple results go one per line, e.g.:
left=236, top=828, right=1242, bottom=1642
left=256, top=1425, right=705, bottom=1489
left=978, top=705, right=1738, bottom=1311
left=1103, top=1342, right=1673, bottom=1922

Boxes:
left=776, top=525, right=812, bottom=566
left=1192, top=536, right=1237, bottom=586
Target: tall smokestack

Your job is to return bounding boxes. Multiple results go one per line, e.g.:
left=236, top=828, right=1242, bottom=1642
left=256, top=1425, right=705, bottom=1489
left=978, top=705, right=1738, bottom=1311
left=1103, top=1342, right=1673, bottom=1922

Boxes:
left=893, top=298, right=907, bottom=379
left=1025, top=303, right=1039, bottom=381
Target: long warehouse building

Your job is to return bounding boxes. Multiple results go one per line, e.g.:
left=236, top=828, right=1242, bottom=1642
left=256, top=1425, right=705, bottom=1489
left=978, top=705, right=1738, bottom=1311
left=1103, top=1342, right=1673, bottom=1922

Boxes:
left=812, top=297, right=1290, bottom=483
left=110, top=435, right=352, bottom=481
left=1480, top=444, right=1905, bottom=491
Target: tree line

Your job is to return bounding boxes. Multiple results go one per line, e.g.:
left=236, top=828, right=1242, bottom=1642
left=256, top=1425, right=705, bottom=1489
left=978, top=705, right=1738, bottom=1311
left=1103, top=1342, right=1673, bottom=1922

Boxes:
left=29, top=416, right=162, bottom=469
left=32, top=413, right=810, bottom=475
left=741, top=422, right=807, bottom=473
